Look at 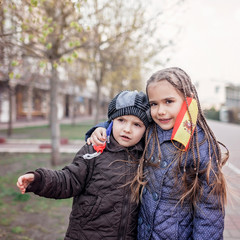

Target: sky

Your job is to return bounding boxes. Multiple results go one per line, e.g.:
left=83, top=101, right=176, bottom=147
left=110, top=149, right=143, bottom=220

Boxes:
left=147, top=0, right=240, bottom=107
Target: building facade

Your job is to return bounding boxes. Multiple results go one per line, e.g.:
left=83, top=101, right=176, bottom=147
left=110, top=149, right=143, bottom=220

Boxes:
left=220, top=84, right=240, bottom=123
left=0, top=77, right=108, bottom=124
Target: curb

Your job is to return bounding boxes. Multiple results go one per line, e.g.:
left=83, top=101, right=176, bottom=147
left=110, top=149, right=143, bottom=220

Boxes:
left=1, top=139, right=84, bottom=144
left=0, top=139, right=85, bottom=153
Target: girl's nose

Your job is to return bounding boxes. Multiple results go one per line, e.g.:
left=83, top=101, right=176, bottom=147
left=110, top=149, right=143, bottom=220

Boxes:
left=157, top=106, right=166, bottom=115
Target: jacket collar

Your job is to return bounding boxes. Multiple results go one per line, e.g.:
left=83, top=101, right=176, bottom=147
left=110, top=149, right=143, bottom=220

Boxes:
left=106, top=134, right=144, bottom=153
left=149, top=123, right=202, bottom=145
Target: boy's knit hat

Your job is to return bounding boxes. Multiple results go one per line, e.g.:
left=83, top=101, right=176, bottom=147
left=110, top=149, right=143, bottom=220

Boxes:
left=108, top=90, right=151, bottom=127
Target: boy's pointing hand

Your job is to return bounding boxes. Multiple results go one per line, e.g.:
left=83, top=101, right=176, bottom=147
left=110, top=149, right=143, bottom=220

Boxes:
left=16, top=173, right=35, bottom=194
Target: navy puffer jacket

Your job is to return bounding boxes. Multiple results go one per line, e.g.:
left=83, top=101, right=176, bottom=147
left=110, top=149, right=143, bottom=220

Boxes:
left=138, top=124, right=225, bottom=240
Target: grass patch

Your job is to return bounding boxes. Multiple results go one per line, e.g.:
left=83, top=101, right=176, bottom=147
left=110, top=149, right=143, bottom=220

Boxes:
left=11, top=226, right=24, bottom=234
left=60, top=123, right=96, bottom=140
left=0, top=218, right=12, bottom=226
left=0, top=153, right=73, bottom=240
left=12, top=192, right=31, bottom=202
left=0, top=119, right=107, bottom=140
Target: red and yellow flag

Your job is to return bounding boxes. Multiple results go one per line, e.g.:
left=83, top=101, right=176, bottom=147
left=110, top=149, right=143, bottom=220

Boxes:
left=171, top=97, right=198, bottom=151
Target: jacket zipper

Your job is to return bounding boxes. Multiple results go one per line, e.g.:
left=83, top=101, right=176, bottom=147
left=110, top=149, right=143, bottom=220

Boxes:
left=118, top=154, right=131, bottom=240
left=118, top=188, right=130, bottom=240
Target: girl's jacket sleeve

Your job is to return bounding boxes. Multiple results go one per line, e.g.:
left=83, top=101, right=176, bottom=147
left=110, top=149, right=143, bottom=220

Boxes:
left=85, top=121, right=109, bottom=141
left=192, top=140, right=225, bottom=239
left=26, top=144, right=95, bottom=199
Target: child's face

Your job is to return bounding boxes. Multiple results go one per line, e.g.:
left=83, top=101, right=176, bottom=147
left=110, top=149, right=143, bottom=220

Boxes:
left=147, top=80, right=185, bottom=130
left=112, top=115, right=146, bottom=147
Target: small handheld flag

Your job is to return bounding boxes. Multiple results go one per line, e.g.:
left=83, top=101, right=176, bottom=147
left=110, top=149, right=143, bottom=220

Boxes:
left=171, top=97, right=198, bottom=151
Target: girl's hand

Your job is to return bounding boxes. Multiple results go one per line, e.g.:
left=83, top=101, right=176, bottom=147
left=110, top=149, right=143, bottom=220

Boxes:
left=87, top=127, right=107, bottom=146
left=16, top=173, right=35, bottom=194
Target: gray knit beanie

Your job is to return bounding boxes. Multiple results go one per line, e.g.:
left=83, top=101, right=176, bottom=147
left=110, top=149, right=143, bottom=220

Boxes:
left=108, top=90, right=151, bottom=127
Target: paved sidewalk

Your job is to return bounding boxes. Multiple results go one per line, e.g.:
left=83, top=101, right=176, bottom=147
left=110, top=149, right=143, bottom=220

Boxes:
left=0, top=139, right=85, bottom=153
left=222, top=166, right=240, bottom=240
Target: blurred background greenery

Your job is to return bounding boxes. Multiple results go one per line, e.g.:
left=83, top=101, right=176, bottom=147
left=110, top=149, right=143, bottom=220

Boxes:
left=0, top=120, right=100, bottom=140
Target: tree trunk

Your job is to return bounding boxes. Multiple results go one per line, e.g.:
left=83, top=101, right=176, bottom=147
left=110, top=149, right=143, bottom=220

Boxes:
left=94, top=80, right=100, bottom=125
left=50, top=62, right=60, bottom=166
left=94, top=64, right=105, bottom=125
left=7, top=83, right=13, bottom=137
left=0, top=3, right=4, bottom=63
left=26, top=84, right=33, bottom=121
left=71, top=99, right=77, bottom=126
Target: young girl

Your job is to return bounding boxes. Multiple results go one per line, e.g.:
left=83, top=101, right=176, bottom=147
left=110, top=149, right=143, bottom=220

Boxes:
left=86, top=67, right=229, bottom=240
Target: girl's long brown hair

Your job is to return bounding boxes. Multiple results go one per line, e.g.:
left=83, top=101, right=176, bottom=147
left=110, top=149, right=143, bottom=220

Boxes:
left=130, top=67, right=229, bottom=209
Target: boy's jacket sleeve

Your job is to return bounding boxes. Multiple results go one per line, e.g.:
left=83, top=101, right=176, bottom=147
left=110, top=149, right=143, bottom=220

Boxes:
left=85, top=121, right=109, bottom=141
left=26, top=144, right=95, bottom=199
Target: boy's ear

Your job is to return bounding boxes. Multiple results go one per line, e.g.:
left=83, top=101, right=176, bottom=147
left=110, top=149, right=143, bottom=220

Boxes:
left=171, top=97, right=198, bottom=151
left=146, top=109, right=152, bottom=122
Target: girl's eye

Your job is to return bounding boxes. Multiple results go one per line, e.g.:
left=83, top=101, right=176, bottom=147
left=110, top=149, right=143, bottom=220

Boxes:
left=134, top=123, right=141, bottom=127
left=150, top=102, right=156, bottom=107
left=166, top=100, right=173, bottom=104
left=117, top=118, right=124, bottom=122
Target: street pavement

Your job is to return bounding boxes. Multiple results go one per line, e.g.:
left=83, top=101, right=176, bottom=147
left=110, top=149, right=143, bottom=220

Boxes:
left=0, top=118, right=240, bottom=239
left=208, top=120, right=240, bottom=240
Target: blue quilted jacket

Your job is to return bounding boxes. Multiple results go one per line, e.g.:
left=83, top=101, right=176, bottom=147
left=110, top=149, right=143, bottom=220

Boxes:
left=138, top=124, right=225, bottom=240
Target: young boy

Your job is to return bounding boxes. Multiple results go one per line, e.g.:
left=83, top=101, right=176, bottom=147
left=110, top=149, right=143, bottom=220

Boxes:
left=17, top=90, right=151, bottom=240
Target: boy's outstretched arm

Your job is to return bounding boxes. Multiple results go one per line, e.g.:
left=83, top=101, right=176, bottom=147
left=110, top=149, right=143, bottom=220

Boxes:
left=17, top=173, right=35, bottom=194
left=15, top=144, right=96, bottom=200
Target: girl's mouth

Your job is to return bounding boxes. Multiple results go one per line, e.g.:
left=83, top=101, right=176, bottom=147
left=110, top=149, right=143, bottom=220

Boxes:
left=159, top=118, right=171, bottom=124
